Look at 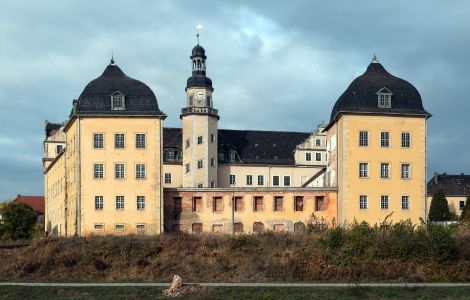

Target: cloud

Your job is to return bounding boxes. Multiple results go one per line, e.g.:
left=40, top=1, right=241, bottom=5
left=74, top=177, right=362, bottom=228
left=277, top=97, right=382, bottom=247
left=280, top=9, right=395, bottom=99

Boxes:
left=0, top=0, right=469, bottom=200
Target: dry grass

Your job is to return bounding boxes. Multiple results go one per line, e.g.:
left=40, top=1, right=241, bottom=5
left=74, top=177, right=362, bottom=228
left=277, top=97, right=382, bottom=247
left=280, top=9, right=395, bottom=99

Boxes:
left=1, top=223, right=470, bottom=283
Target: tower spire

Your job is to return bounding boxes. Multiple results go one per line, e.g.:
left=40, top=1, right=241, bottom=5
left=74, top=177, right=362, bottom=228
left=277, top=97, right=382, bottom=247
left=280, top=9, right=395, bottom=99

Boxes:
left=371, top=53, right=379, bottom=64
left=194, top=24, right=203, bottom=45
left=110, top=50, right=115, bottom=65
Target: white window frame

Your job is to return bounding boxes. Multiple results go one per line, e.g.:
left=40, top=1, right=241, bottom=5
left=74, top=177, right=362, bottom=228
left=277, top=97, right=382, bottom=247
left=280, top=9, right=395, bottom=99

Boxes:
left=378, top=93, right=391, bottom=108
left=359, top=195, right=367, bottom=210
left=380, top=195, right=389, bottom=210
left=164, top=173, right=172, bottom=184
left=197, top=160, right=203, bottom=169
left=380, top=163, right=390, bottom=179
left=401, top=132, right=411, bottom=148
left=305, top=152, right=312, bottom=161
left=229, top=174, right=236, bottom=185
left=257, top=175, right=264, bottom=186
left=114, top=133, right=125, bottom=149
left=135, top=163, right=146, bottom=179
left=401, top=163, right=411, bottom=179
left=56, top=144, right=63, bottom=154
left=246, top=175, right=253, bottom=186
left=359, top=131, right=369, bottom=147
left=380, top=131, right=390, bottom=147
left=272, top=175, right=280, bottom=186
left=136, top=133, right=146, bottom=149
left=95, top=196, right=104, bottom=210
left=93, top=133, right=104, bottom=149
left=114, top=163, right=126, bottom=179
left=316, top=139, right=321, bottom=147
left=315, top=153, right=321, bottom=162
left=116, top=196, right=125, bottom=210
left=137, top=196, right=145, bottom=210
left=283, top=175, right=291, bottom=187
left=402, top=196, right=410, bottom=210
left=359, top=163, right=369, bottom=178
left=93, top=163, right=105, bottom=179
left=111, top=93, right=125, bottom=110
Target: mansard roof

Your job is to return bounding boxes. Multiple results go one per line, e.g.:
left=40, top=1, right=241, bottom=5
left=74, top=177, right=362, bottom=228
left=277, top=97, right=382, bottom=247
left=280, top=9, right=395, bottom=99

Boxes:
left=427, top=173, right=470, bottom=196
left=163, top=127, right=310, bottom=165
left=74, top=62, right=165, bottom=117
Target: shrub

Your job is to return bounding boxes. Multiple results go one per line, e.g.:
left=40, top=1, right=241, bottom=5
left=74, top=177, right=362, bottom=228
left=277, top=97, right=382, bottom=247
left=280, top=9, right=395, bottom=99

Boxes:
left=0, top=203, right=37, bottom=240
left=328, top=227, right=345, bottom=249
left=429, top=189, right=451, bottom=222
left=460, top=195, right=470, bottom=222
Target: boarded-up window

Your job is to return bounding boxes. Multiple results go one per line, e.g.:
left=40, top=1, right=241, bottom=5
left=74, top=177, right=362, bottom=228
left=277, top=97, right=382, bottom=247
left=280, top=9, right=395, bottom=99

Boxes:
left=273, top=224, right=285, bottom=232
left=253, top=222, right=265, bottom=233
left=192, top=223, right=203, bottom=233
left=294, top=222, right=306, bottom=232
left=234, top=197, right=244, bottom=212
left=192, top=197, right=202, bottom=212
left=212, top=224, right=224, bottom=234
left=173, top=197, right=182, bottom=212
left=254, top=196, right=264, bottom=212
left=234, top=222, right=243, bottom=233
left=295, top=196, right=304, bottom=212
left=315, top=196, right=326, bottom=211
left=171, top=224, right=182, bottom=232
left=274, top=196, right=284, bottom=211
left=213, top=197, right=223, bottom=212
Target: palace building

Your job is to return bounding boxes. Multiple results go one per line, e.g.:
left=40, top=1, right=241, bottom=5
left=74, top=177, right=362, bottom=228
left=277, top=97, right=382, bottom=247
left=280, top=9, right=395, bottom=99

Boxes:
left=43, top=43, right=430, bottom=236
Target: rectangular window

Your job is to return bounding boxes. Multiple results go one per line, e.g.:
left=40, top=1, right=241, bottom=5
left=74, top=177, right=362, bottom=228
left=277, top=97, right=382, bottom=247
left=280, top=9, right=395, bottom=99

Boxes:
left=294, top=196, right=304, bottom=212
left=213, top=197, right=223, bottom=212
left=56, top=145, right=63, bottom=154
left=210, top=134, right=215, bottom=143
left=173, top=197, right=182, bottom=212
left=234, top=222, right=243, bottom=233
left=254, top=196, right=264, bottom=212
left=359, top=131, right=369, bottom=147
left=115, top=164, right=125, bottom=179
left=315, top=153, right=322, bottom=161
left=197, top=136, right=203, bottom=144
left=316, top=139, right=321, bottom=146
left=246, top=175, right=253, bottom=186
left=136, top=164, right=146, bottom=179
left=402, top=196, right=410, bottom=210
left=210, top=181, right=216, bottom=188
left=93, top=133, right=104, bottom=149
left=258, top=175, right=264, bottom=186
left=401, top=164, right=411, bottom=179
left=136, top=133, right=146, bottom=149
left=381, top=195, right=389, bottom=210
left=164, top=173, right=172, bottom=184
left=380, top=132, right=390, bottom=147
left=379, top=94, right=391, bottom=108
left=380, top=163, right=390, bottom=179
left=137, top=196, right=145, bottom=210
left=116, top=196, right=124, bottom=210
left=234, top=197, right=243, bottom=212
left=95, top=196, right=103, bottom=210
left=115, top=224, right=125, bottom=230
left=93, top=163, right=104, bottom=179
left=197, top=160, right=203, bottom=169
left=274, top=196, right=284, bottom=211
left=272, top=176, right=280, bottom=186
left=229, top=174, right=236, bottom=185
left=359, top=163, right=369, bottom=178
left=192, top=197, right=202, bottom=212
left=359, top=195, right=367, bottom=209
left=185, top=163, right=190, bottom=173
left=460, top=200, right=466, bottom=210
left=210, top=157, right=215, bottom=167
left=283, top=176, right=291, bottom=187
left=114, top=133, right=125, bottom=149
left=185, top=139, right=190, bottom=149
left=401, top=132, right=411, bottom=148
left=315, top=196, right=326, bottom=211
left=306, top=153, right=312, bottom=161
left=165, top=151, right=175, bottom=161
left=112, top=95, right=124, bottom=110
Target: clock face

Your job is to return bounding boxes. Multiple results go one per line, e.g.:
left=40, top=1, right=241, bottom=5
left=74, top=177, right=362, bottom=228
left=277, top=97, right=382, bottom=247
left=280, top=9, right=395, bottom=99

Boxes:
left=196, top=91, right=204, bottom=98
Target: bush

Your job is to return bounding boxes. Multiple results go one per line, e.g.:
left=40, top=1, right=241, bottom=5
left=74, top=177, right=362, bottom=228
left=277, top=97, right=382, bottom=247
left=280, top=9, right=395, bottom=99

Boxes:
left=429, top=189, right=451, bottom=222
left=460, top=195, right=470, bottom=222
left=0, top=203, right=37, bottom=240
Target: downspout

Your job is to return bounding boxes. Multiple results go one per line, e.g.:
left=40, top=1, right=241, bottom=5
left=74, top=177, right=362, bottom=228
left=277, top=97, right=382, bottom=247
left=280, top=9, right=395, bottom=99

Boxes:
left=160, top=120, right=164, bottom=233
left=77, top=116, right=81, bottom=236
left=424, top=118, right=428, bottom=223
left=335, top=119, right=339, bottom=227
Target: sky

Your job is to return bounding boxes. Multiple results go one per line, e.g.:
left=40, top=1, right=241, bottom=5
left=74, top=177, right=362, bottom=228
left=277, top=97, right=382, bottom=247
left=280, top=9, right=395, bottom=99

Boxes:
left=0, top=0, right=469, bottom=201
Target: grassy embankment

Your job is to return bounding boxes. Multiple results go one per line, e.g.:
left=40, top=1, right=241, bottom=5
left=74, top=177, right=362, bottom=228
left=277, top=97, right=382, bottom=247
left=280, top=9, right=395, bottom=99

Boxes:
left=1, top=221, right=470, bottom=283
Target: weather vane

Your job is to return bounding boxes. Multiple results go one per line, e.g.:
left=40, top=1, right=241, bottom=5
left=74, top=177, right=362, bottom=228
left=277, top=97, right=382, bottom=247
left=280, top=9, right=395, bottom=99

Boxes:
left=193, top=24, right=203, bottom=45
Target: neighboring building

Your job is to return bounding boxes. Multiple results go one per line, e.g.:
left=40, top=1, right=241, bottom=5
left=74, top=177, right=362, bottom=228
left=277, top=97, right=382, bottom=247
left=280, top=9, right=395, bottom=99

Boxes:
left=13, top=195, right=45, bottom=223
left=427, top=173, right=470, bottom=217
left=44, top=42, right=430, bottom=236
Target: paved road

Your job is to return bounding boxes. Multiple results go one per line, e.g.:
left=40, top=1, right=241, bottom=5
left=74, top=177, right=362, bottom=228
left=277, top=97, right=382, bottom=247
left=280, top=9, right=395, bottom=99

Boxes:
left=1, top=282, right=470, bottom=287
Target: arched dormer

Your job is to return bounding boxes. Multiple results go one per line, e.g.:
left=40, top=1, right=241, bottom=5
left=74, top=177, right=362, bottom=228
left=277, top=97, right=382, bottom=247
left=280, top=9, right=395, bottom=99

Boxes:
left=111, top=91, right=125, bottom=110
left=377, top=87, right=392, bottom=108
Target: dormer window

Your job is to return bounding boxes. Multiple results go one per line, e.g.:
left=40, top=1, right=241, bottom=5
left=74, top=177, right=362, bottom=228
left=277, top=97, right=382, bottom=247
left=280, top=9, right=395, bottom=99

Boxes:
left=111, top=92, right=125, bottom=110
left=377, top=87, right=392, bottom=108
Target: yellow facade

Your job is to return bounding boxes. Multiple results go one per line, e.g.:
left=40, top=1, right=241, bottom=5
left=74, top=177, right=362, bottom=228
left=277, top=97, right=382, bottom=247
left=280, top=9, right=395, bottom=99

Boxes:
left=328, top=114, right=427, bottom=224
left=427, top=196, right=467, bottom=217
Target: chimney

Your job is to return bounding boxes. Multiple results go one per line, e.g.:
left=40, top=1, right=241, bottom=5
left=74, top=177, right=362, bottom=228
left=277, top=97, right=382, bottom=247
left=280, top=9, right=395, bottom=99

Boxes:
left=433, top=173, right=438, bottom=184
left=461, top=173, right=465, bottom=176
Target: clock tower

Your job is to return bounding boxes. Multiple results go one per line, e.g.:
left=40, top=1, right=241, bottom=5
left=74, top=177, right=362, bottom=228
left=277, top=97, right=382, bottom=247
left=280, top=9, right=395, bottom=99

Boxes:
left=181, top=43, right=219, bottom=188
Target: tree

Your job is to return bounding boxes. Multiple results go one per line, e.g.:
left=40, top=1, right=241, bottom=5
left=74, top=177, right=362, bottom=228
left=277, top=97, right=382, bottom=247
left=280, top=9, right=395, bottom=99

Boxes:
left=460, top=194, right=470, bottom=222
left=0, top=203, right=37, bottom=240
left=429, top=188, right=451, bottom=222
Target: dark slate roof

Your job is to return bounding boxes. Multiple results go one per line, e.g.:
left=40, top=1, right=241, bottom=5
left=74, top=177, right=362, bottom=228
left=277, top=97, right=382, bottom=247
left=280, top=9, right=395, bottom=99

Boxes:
left=163, top=127, right=310, bottom=165
left=186, top=75, right=213, bottom=90
left=191, top=45, right=206, bottom=59
left=75, top=63, right=165, bottom=116
left=329, top=61, right=430, bottom=124
left=427, top=173, right=470, bottom=196
left=45, top=122, right=62, bottom=137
